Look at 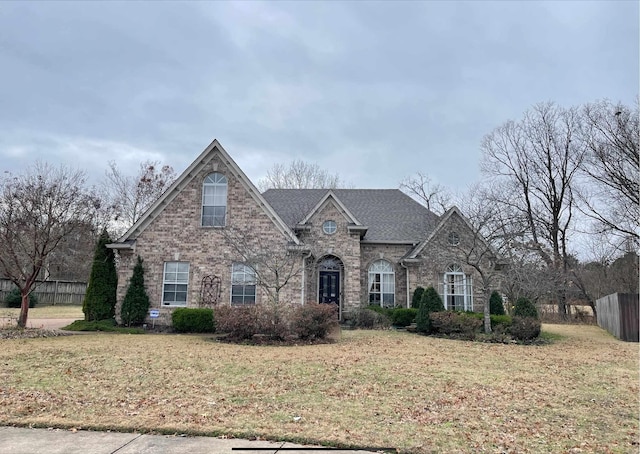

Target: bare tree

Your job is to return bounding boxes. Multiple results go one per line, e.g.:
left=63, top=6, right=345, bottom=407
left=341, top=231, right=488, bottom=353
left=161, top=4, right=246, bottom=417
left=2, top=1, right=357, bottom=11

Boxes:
left=453, top=184, right=512, bottom=333
left=400, top=172, right=451, bottom=214
left=213, top=225, right=309, bottom=307
left=481, top=102, right=586, bottom=319
left=256, top=159, right=350, bottom=192
left=0, top=163, right=101, bottom=327
left=103, top=160, right=176, bottom=235
left=579, top=99, right=639, bottom=245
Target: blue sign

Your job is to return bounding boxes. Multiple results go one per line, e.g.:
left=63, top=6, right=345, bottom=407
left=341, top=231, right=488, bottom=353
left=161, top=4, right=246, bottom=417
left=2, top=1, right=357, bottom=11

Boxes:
left=149, top=310, right=160, bottom=318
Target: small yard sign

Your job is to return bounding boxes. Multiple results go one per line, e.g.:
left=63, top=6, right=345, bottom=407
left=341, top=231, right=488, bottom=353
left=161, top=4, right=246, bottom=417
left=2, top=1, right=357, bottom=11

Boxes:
left=149, top=310, right=160, bottom=318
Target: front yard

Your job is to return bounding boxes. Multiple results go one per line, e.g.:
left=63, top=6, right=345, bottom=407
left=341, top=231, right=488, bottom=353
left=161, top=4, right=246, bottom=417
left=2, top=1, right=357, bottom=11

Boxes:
left=0, top=325, right=637, bottom=453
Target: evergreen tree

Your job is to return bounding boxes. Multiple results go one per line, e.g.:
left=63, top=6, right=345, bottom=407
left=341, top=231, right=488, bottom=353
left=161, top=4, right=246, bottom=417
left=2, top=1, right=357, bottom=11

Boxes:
left=489, top=291, right=505, bottom=316
left=83, top=228, right=117, bottom=321
left=415, top=299, right=431, bottom=333
left=411, top=286, right=425, bottom=308
left=420, top=286, right=445, bottom=312
left=416, top=286, right=444, bottom=334
left=513, top=297, right=538, bottom=319
left=120, top=256, right=150, bottom=326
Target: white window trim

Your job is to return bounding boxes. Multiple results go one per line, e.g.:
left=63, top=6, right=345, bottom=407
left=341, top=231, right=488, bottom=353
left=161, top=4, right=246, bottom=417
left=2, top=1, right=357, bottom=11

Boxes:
left=441, top=264, right=473, bottom=311
left=368, top=260, right=395, bottom=308
left=230, top=263, right=257, bottom=305
left=202, top=172, right=227, bottom=227
left=162, top=262, right=190, bottom=307
left=322, top=220, right=337, bottom=235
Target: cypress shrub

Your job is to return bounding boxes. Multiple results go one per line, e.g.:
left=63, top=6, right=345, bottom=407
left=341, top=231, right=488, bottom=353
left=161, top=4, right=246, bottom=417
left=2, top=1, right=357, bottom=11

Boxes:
left=120, top=256, right=150, bottom=326
left=411, top=286, right=425, bottom=308
left=489, top=291, right=505, bottom=316
left=5, top=288, right=38, bottom=308
left=513, top=297, right=538, bottom=319
left=420, top=286, right=445, bottom=313
left=415, top=300, right=431, bottom=333
left=83, top=228, right=117, bottom=321
left=172, top=308, right=215, bottom=333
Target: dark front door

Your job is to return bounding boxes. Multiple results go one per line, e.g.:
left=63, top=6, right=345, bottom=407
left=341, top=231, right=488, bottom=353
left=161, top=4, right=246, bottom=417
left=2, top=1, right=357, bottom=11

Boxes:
left=319, top=271, right=340, bottom=305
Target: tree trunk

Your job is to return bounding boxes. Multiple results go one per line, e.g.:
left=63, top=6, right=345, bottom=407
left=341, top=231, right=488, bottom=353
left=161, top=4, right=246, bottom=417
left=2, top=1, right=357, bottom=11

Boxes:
left=18, top=291, right=29, bottom=328
left=484, top=286, right=492, bottom=334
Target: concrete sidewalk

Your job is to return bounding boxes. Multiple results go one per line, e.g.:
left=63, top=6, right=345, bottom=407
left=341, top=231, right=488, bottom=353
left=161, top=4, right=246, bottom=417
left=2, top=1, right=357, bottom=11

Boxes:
left=0, top=427, right=388, bottom=453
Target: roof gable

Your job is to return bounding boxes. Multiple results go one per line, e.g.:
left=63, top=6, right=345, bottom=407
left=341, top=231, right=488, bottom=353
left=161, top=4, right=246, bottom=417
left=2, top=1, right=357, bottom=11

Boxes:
left=262, top=189, right=439, bottom=243
left=407, top=206, right=489, bottom=258
left=112, top=139, right=299, bottom=246
left=299, top=190, right=362, bottom=226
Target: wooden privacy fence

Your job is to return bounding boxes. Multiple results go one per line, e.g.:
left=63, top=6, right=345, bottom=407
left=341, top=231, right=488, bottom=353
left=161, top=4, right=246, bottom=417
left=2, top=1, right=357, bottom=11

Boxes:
left=0, top=279, right=87, bottom=306
left=596, top=293, right=639, bottom=342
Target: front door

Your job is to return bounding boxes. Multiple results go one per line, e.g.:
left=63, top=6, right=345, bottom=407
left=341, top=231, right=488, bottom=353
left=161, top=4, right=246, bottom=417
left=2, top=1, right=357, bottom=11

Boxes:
left=319, top=271, right=340, bottom=305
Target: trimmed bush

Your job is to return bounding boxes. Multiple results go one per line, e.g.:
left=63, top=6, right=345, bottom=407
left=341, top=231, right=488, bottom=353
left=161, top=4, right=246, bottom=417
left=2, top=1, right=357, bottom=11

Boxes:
left=467, top=312, right=512, bottom=330
left=83, top=228, right=117, bottom=321
left=411, top=287, right=425, bottom=309
left=391, top=308, right=417, bottom=327
left=215, top=305, right=260, bottom=341
left=215, top=303, right=339, bottom=342
left=420, top=287, right=445, bottom=313
left=350, top=307, right=391, bottom=329
left=489, top=291, right=505, bottom=316
left=5, top=288, right=38, bottom=308
left=172, top=308, right=215, bottom=333
left=490, top=314, right=512, bottom=331
left=509, top=316, right=541, bottom=341
left=120, top=256, right=150, bottom=326
left=291, top=303, right=338, bottom=339
left=430, top=311, right=482, bottom=339
left=513, top=297, right=538, bottom=319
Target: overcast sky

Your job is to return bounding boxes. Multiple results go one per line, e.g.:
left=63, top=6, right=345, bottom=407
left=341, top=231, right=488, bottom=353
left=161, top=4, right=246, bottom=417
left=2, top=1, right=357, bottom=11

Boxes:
left=1, top=1, right=637, bottom=192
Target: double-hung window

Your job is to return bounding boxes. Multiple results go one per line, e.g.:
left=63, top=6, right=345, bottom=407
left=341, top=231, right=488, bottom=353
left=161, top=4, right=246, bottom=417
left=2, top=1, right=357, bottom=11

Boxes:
left=231, top=263, right=256, bottom=305
left=163, top=262, right=189, bottom=306
left=442, top=264, right=473, bottom=311
left=368, top=260, right=395, bottom=307
left=202, top=173, right=227, bottom=227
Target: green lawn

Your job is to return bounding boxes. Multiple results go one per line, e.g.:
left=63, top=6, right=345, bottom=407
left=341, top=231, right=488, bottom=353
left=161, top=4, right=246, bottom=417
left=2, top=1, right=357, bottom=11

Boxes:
left=0, top=325, right=637, bottom=453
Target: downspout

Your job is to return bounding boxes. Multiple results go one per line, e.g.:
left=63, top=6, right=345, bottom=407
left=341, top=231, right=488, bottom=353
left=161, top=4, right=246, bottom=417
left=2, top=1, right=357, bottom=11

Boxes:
left=400, top=260, right=410, bottom=308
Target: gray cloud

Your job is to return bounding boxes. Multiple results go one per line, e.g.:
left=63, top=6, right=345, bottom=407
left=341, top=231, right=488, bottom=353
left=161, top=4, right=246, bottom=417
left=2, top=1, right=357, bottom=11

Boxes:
left=0, top=1, right=637, bottom=191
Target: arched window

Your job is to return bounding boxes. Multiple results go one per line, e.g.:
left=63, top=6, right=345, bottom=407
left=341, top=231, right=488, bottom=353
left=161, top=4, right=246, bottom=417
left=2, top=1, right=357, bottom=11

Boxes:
left=368, top=260, right=395, bottom=308
left=442, top=264, right=473, bottom=311
left=202, top=173, right=227, bottom=227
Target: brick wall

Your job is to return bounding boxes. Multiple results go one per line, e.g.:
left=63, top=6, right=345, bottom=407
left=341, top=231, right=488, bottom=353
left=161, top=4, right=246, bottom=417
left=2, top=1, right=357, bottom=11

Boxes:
left=115, top=154, right=303, bottom=325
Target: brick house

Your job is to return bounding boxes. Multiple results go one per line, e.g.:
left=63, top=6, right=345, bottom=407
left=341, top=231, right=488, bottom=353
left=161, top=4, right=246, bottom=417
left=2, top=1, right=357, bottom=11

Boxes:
left=108, top=140, right=497, bottom=325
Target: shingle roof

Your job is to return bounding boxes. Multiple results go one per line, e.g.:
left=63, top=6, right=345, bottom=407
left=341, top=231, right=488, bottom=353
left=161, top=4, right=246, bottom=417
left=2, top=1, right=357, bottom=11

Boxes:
left=261, top=189, right=440, bottom=243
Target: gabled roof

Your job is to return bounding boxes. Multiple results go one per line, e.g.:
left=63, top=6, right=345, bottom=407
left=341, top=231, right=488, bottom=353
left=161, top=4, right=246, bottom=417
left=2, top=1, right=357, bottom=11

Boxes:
left=406, top=205, right=489, bottom=259
left=262, top=189, right=440, bottom=243
left=299, top=190, right=362, bottom=226
left=110, top=139, right=300, bottom=247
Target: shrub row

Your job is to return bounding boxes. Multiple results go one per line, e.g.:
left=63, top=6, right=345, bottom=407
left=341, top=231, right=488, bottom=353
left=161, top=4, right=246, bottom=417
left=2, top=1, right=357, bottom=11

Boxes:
left=365, top=305, right=417, bottom=327
left=428, top=311, right=541, bottom=341
left=215, top=302, right=338, bottom=342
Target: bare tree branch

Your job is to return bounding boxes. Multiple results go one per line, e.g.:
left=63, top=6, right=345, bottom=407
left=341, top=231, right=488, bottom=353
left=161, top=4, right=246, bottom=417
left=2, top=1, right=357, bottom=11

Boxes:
left=0, top=162, right=101, bottom=327
left=256, top=159, right=350, bottom=192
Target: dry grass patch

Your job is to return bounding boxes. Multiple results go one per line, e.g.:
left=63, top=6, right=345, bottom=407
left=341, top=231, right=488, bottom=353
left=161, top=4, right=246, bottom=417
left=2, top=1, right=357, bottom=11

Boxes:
left=0, top=305, right=84, bottom=320
left=0, top=324, right=637, bottom=453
